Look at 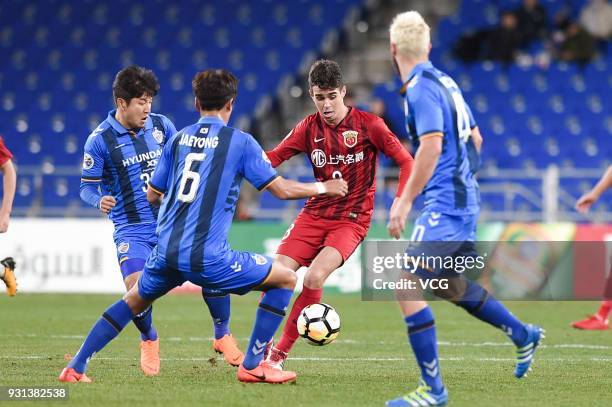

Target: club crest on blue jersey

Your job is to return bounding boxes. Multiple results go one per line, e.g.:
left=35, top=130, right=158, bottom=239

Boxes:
left=152, top=127, right=164, bottom=144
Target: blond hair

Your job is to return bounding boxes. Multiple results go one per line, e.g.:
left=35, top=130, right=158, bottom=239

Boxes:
left=389, top=11, right=430, bottom=58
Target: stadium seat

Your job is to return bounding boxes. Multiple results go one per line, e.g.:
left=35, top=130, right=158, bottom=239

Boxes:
left=11, top=174, right=36, bottom=210
left=1, top=0, right=609, bottom=220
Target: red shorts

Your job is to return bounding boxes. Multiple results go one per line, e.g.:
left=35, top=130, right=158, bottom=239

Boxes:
left=277, top=210, right=369, bottom=267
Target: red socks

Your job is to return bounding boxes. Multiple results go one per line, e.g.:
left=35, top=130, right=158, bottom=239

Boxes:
left=603, top=266, right=612, bottom=300
left=598, top=266, right=612, bottom=320
left=597, top=300, right=612, bottom=320
left=276, top=285, right=323, bottom=353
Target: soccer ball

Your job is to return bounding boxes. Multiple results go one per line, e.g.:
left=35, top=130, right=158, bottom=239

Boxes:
left=297, top=303, right=340, bottom=346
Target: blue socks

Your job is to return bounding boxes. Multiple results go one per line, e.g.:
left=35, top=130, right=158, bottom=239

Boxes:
left=68, top=300, right=134, bottom=373
left=405, top=306, right=444, bottom=393
left=202, top=290, right=231, bottom=340
left=242, top=288, right=293, bottom=370
left=132, top=306, right=158, bottom=341
left=456, top=280, right=527, bottom=345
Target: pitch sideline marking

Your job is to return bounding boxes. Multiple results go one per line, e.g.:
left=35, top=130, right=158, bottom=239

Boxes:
left=3, top=355, right=612, bottom=362
left=1, top=333, right=609, bottom=351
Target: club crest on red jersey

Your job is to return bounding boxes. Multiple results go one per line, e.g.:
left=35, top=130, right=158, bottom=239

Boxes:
left=342, top=130, right=358, bottom=147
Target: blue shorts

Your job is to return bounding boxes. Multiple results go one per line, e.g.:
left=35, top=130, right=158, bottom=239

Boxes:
left=114, top=226, right=157, bottom=279
left=138, top=247, right=273, bottom=301
left=406, top=210, right=479, bottom=280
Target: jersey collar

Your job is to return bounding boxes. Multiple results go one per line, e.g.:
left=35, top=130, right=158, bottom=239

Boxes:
left=106, top=109, right=153, bottom=136
left=197, top=115, right=225, bottom=125
left=399, top=61, right=433, bottom=96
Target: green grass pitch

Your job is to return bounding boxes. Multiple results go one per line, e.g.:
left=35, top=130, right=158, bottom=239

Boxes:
left=1, top=293, right=610, bottom=406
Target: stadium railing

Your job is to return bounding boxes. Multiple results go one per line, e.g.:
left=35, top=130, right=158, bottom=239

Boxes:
left=10, top=165, right=611, bottom=223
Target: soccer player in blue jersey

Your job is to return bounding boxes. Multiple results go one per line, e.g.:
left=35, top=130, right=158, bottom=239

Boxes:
left=76, top=66, right=244, bottom=376
left=384, top=12, right=543, bottom=406
left=59, top=68, right=348, bottom=384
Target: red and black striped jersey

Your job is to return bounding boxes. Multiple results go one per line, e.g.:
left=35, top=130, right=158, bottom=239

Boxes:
left=267, top=107, right=413, bottom=225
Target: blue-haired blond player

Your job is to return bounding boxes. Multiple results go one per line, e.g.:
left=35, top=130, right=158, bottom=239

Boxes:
left=385, top=11, right=544, bottom=406
left=76, top=66, right=244, bottom=376
left=59, top=68, right=348, bottom=384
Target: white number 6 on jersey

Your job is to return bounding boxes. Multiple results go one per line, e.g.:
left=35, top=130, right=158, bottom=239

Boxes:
left=178, top=152, right=206, bottom=203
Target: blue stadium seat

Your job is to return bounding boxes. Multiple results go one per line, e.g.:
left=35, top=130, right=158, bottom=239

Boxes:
left=42, top=175, right=80, bottom=208
left=0, top=0, right=609, bottom=219
left=11, top=174, right=36, bottom=209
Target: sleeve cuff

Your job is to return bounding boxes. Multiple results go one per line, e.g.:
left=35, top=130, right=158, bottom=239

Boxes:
left=148, top=182, right=165, bottom=195
left=419, top=131, right=444, bottom=140
left=258, top=174, right=280, bottom=191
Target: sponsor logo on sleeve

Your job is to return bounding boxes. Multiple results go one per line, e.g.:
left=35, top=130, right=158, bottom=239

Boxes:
left=83, top=153, right=94, bottom=170
left=117, top=242, right=130, bottom=254
left=251, top=254, right=268, bottom=265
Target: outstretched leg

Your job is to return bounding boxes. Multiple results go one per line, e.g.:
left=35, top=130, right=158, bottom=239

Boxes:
left=237, top=261, right=298, bottom=384
left=437, top=277, right=544, bottom=378
left=269, top=248, right=341, bottom=369
left=59, top=284, right=152, bottom=383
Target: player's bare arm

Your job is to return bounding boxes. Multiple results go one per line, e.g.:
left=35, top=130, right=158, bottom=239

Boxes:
left=266, top=177, right=347, bottom=200
left=146, top=185, right=163, bottom=206
left=0, top=158, right=16, bottom=233
left=379, top=128, right=415, bottom=219
left=576, top=165, right=612, bottom=213
left=471, top=126, right=483, bottom=153
left=388, top=133, right=442, bottom=239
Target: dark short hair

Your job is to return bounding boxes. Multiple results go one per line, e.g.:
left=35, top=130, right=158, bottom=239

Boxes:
left=112, top=65, right=159, bottom=104
left=192, top=69, right=238, bottom=111
left=308, top=59, right=343, bottom=90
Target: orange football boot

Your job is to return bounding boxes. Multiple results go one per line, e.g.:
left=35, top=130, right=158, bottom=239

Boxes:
left=58, top=367, right=92, bottom=383
left=213, top=334, right=244, bottom=367
left=237, top=361, right=296, bottom=384
left=140, top=338, right=160, bottom=376
left=0, top=257, right=17, bottom=297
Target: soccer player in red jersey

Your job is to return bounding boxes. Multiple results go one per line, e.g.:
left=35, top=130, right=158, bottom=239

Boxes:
left=572, top=165, right=612, bottom=330
left=0, top=135, right=17, bottom=296
left=264, top=59, right=414, bottom=368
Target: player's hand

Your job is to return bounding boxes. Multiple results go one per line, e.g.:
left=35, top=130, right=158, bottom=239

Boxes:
left=388, top=199, right=412, bottom=240
left=576, top=191, right=599, bottom=214
left=322, top=179, right=348, bottom=197
left=99, top=196, right=117, bottom=214
left=0, top=211, right=9, bottom=233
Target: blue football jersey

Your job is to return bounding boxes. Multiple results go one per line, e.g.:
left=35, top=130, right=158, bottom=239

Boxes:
left=403, top=61, right=480, bottom=215
left=81, top=110, right=177, bottom=230
left=149, top=116, right=278, bottom=272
